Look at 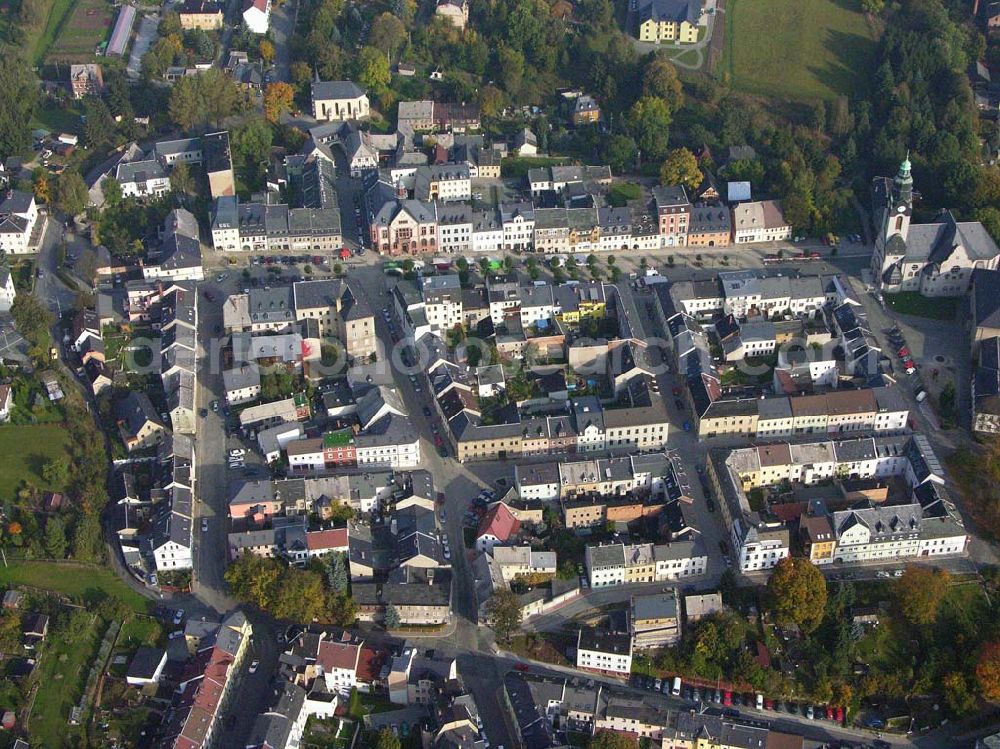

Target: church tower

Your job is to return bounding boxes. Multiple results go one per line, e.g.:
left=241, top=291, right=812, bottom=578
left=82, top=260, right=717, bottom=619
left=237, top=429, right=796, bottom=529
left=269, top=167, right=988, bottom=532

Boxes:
left=884, top=154, right=913, bottom=244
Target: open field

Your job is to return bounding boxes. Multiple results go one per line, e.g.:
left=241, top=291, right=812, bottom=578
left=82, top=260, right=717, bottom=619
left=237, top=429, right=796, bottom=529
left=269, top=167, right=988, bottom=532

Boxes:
left=0, top=423, right=71, bottom=501
left=0, top=561, right=150, bottom=612
left=722, top=0, right=876, bottom=100
left=30, top=610, right=102, bottom=747
left=45, top=0, right=112, bottom=62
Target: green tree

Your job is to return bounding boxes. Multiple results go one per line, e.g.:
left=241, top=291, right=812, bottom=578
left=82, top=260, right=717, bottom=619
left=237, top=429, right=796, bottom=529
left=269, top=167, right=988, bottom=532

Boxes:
left=588, top=731, right=638, bottom=749
left=602, top=135, right=637, bottom=174
left=72, top=512, right=104, bottom=562
left=42, top=458, right=69, bottom=488
left=55, top=171, right=89, bottom=217
left=356, top=46, right=391, bottom=94
left=384, top=603, right=401, bottom=629
left=11, top=294, right=54, bottom=347
left=861, top=0, right=884, bottom=14
left=896, top=565, right=949, bottom=625
left=232, top=120, right=274, bottom=192
left=369, top=12, right=406, bottom=56
left=326, top=552, right=348, bottom=594
left=0, top=58, right=38, bottom=161
left=102, top=177, right=123, bottom=208
left=485, top=588, right=522, bottom=644
left=375, top=728, right=401, bottom=749
left=659, top=147, right=702, bottom=191
left=168, top=76, right=201, bottom=131
left=44, top=516, right=67, bottom=559
left=629, top=96, right=672, bottom=162
left=83, top=96, right=116, bottom=149
left=642, top=54, right=683, bottom=112
left=767, top=557, right=827, bottom=633
left=170, top=161, right=195, bottom=194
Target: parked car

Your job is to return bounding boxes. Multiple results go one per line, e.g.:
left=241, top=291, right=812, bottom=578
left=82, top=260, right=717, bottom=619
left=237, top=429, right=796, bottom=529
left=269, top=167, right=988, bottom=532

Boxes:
left=201, top=518, right=208, bottom=532
left=249, top=660, right=259, bottom=674
left=173, top=609, right=185, bottom=625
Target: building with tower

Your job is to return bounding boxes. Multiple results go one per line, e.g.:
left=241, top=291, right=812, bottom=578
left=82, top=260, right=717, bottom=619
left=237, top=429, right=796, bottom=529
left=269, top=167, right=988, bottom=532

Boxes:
left=871, top=155, right=1000, bottom=297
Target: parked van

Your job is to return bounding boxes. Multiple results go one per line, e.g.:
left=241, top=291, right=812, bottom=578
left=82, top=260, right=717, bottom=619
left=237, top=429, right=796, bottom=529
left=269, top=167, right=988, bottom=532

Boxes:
left=671, top=677, right=682, bottom=696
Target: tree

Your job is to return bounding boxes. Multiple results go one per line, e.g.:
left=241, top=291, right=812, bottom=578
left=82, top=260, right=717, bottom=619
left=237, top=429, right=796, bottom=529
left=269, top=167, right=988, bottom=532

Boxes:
left=356, top=46, right=391, bottom=94
left=588, top=731, right=638, bottom=749
left=168, top=76, right=201, bottom=131
left=978, top=641, right=1000, bottom=701
left=32, top=169, right=51, bottom=204
left=0, top=57, right=38, bottom=162
left=642, top=55, right=683, bottom=112
left=325, top=552, right=348, bottom=594
left=659, top=147, right=702, bottom=191
left=628, top=96, right=672, bottom=162
left=767, top=557, right=827, bottom=633
left=602, top=135, right=637, bottom=174
left=369, top=12, right=406, bottom=57
left=861, top=0, right=884, bottom=14
left=485, top=588, right=521, bottom=644
left=72, top=512, right=104, bottom=562
left=55, top=171, right=89, bottom=217
left=42, top=458, right=69, bottom=488
left=896, top=565, right=949, bottom=625
left=232, top=120, right=274, bottom=192
left=11, top=294, right=54, bottom=347
left=170, top=161, right=195, bottom=194
left=384, top=603, right=401, bottom=629
left=102, top=177, right=122, bottom=208
left=259, top=39, right=276, bottom=65
left=375, top=728, right=401, bottom=749
left=263, top=82, right=295, bottom=124
left=83, top=96, right=116, bottom=149
left=44, top=516, right=67, bottom=559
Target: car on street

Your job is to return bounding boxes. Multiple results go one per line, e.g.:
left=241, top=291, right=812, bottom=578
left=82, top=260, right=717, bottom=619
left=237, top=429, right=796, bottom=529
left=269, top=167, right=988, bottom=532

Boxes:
left=211, top=400, right=219, bottom=412
left=682, top=420, right=691, bottom=432
left=423, top=405, right=432, bottom=417
left=199, top=408, right=208, bottom=417
left=249, top=660, right=259, bottom=674
left=173, top=609, right=185, bottom=625
left=229, top=449, right=245, bottom=458
left=201, top=518, right=208, bottom=532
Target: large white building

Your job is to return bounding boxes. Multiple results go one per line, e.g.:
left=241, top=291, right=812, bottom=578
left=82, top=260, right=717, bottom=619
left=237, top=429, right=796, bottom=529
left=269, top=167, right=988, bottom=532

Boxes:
left=871, top=156, right=1000, bottom=297
left=0, top=191, right=38, bottom=255
left=242, top=0, right=270, bottom=32
left=311, top=80, right=369, bottom=122
left=576, top=630, right=632, bottom=676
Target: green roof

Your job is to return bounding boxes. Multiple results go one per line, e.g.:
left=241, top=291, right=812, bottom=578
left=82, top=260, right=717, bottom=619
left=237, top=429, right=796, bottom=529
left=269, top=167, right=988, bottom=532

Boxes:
left=323, top=429, right=354, bottom=447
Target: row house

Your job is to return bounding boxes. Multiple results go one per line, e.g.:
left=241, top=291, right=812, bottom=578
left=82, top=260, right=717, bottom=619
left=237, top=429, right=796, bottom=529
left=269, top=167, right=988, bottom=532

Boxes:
left=584, top=539, right=708, bottom=588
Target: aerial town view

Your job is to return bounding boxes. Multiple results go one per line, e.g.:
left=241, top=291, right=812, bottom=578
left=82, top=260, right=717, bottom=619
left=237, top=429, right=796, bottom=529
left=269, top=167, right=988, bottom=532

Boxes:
left=5, top=0, right=1000, bottom=747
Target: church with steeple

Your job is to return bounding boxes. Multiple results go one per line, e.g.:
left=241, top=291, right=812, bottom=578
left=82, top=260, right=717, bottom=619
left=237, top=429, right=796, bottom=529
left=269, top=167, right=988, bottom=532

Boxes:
left=871, top=155, right=1000, bottom=297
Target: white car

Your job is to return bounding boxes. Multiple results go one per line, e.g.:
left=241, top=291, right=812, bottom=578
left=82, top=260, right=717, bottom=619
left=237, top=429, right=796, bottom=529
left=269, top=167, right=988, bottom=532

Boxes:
left=249, top=660, right=260, bottom=674
left=169, top=630, right=184, bottom=639
left=173, top=609, right=185, bottom=625
left=201, top=518, right=209, bottom=532
left=229, top=448, right=245, bottom=458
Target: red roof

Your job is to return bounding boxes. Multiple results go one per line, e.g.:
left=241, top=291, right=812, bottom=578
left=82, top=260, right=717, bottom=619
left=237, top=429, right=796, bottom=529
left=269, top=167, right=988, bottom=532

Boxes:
left=770, top=502, right=806, bottom=523
left=356, top=646, right=386, bottom=682
left=306, top=528, right=348, bottom=552
left=316, top=640, right=360, bottom=672
left=243, top=0, right=267, bottom=11
left=477, top=502, right=520, bottom=542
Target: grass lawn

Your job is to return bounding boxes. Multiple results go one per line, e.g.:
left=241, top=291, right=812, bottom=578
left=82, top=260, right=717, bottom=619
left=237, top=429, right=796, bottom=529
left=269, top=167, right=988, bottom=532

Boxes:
left=30, top=0, right=78, bottom=65
left=30, top=100, right=84, bottom=135
left=723, top=0, right=876, bottom=100
left=0, top=423, right=71, bottom=501
left=884, top=291, right=958, bottom=320
left=45, top=0, right=113, bottom=62
left=672, top=48, right=701, bottom=67
left=0, top=561, right=150, bottom=613
left=30, top=611, right=101, bottom=747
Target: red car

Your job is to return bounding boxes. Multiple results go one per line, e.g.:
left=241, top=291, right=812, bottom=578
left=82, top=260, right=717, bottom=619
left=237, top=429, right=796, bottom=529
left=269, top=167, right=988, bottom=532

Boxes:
left=898, top=347, right=910, bottom=357
left=434, top=434, right=444, bottom=448
left=825, top=706, right=834, bottom=720
left=722, top=691, right=732, bottom=706
left=810, top=251, right=822, bottom=259
left=764, top=698, right=774, bottom=710
left=514, top=663, right=530, bottom=672
left=835, top=706, right=844, bottom=723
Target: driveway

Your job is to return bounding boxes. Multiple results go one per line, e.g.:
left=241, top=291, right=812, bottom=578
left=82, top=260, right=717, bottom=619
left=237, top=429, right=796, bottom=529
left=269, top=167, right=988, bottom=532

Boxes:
left=127, top=13, right=160, bottom=79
